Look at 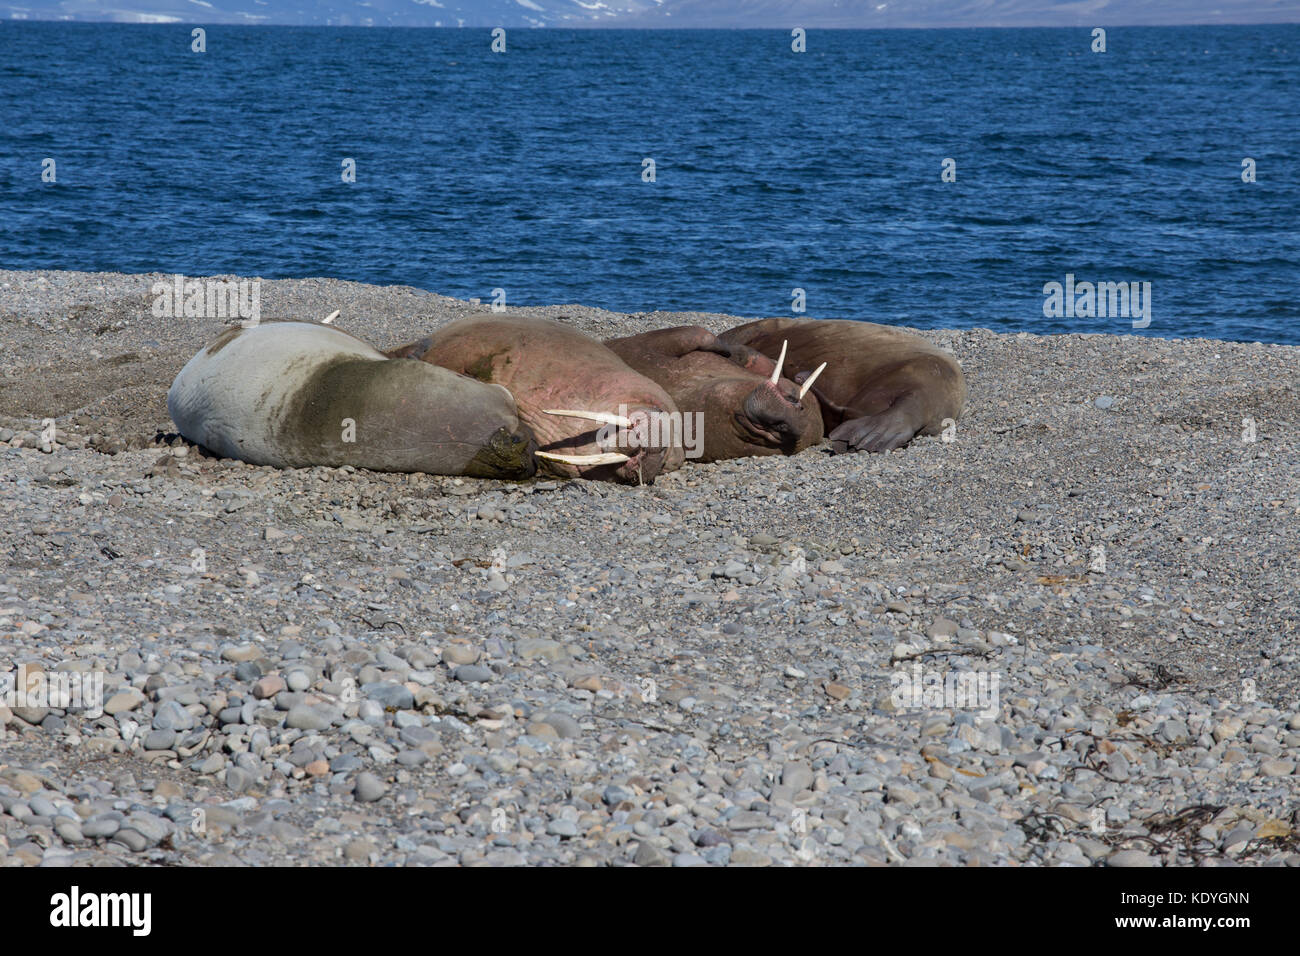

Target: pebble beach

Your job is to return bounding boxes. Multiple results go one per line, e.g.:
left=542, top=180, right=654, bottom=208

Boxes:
left=0, top=269, right=1297, bottom=867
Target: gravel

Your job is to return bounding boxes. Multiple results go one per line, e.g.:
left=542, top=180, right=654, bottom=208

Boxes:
left=0, top=269, right=1297, bottom=867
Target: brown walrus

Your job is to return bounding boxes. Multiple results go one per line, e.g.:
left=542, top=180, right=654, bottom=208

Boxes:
left=604, top=325, right=825, bottom=461
left=720, top=317, right=966, bottom=453
left=386, top=316, right=684, bottom=484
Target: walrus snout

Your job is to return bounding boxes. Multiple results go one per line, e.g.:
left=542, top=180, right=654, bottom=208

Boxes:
left=537, top=403, right=683, bottom=484
left=739, top=381, right=820, bottom=451
left=465, top=423, right=539, bottom=479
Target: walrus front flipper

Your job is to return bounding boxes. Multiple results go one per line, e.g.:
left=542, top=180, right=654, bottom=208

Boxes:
left=829, top=403, right=924, bottom=454
left=821, top=385, right=935, bottom=452
left=384, top=336, right=435, bottom=361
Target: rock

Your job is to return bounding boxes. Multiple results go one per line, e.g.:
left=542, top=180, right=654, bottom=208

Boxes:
left=603, top=785, right=633, bottom=806
left=453, top=665, right=494, bottom=683
left=344, top=838, right=376, bottom=862
left=196, top=753, right=226, bottom=774
left=143, top=729, right=176, bottom=751
left=515, top=639, right=565, bottom=662
left=1260, top=759, right=1296, bottom=777
left=55, top=819, right=87, bottom=845
left=727, top=811, right=773, bottom=831
left=633, top=842, right=671, bottom=867
left=253, top=675, right=286, bottom=699
left=13, top=706, right=50, bottom=725
left=926, top=618, right=959, bottom=639
left=825, top=681, right=851, bottom=700
left=1107, top=849, right=1158, bottom=867
left=354, top=772, right=386, bottom=803
left=121, top=813, right=171, bottom=847
left=286, top=704, right=338, bottom=731
left=152, top=700, right=196, bottom=732
left=536, top=713, right=582, bottom=739
left=104, top=689, right=145, bottom=714
left=225, top=767, right=256, bottom=792
left=781, top=762, right=814, bottom=793
left=547, top=819, right=578, bottom=837
left=81, top=815, right=121, bottom=839
left=111, top=828, right=151, bottom=852
left=362, top=681, right=415, bottom=710
left=729, top=845, right=772, bottom=866
left=221, top=644, right=265, bottom=663
left=441, top=644, right=480, bottom=666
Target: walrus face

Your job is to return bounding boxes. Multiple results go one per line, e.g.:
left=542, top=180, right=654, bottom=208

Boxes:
left=733, top=378, right=821, bottom=454
left=728, top=344, right=826, bottom=456
left=536, top=403, right=683, bottom=484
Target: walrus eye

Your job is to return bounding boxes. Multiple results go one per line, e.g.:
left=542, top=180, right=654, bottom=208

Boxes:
left=769, top=340, right=788, bottom=385
left=798, top=362, right=827, bottom=401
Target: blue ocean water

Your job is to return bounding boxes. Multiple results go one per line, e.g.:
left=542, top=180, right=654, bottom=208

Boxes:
left=0, top=23, right=1297, bottom=343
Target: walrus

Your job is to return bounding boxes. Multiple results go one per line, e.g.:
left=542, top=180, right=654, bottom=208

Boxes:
left=386, top=316, right=684, bottom=484
left=168, top=321, right=538, bottom=478
left=603, top=326, right=826, bottom=461
left=720, top=317, right=966, bottom=453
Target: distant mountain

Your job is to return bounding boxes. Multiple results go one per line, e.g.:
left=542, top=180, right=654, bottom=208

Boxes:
left=3, top=0, right=1297, bottom=27
left=0, top=0, right=662, bottom=27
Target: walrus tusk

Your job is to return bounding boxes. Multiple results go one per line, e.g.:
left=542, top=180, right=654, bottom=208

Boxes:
left=322, top=310, right=339, bottom=325
left=535, top=450, right=630, bottom=467
left=798, top=362, right=827, bottom=400
left=769, top=340, right=788, bottom=385
left=542, top=409, right=633, bottom=428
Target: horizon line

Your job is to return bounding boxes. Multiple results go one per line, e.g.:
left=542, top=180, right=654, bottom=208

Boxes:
left=5, top=18, right=1300, bottom=30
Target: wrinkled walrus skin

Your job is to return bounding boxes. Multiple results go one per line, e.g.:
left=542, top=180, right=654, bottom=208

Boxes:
left=720, top=317, right=966, bottom=453
left=386, top=316, right=685, bottom=484
left=604, top=325, right=824, bottom=462
left=168, top=321, right=537, bottom=478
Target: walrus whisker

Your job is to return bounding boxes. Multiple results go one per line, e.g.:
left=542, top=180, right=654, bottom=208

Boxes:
left=541, top=409, right=633, bottom=428
left=536, top=450, right=630, bottom=466
left=322, top=310, right=339, bottom=325
left=798, top=362, right=827, bottom=400
left=769, top=340, right=788, bottom=385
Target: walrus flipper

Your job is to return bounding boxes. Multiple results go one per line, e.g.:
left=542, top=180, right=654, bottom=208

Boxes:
left=384, top=336, right=435, bottom=361
left=827, top=392, right=929, bottom=454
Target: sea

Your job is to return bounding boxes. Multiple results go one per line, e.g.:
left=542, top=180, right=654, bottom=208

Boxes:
left=1, top=22, right=1297, bottom=343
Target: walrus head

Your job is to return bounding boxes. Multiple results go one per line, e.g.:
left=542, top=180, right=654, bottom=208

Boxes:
left=536, top=403, right=682, bottom=484
left=731, top=342, right=825, bottom=455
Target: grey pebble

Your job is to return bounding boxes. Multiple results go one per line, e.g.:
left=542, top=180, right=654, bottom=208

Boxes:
left=354, top=772, right=387, bottom=803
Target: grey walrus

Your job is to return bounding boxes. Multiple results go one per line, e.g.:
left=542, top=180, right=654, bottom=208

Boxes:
left=603, top=325, right=825, bottom=461
left=168, top=321, right=537, bottom=478
left=720, top=317, right=966, bottom=453
left=386, top=316, right=685, bottom=484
